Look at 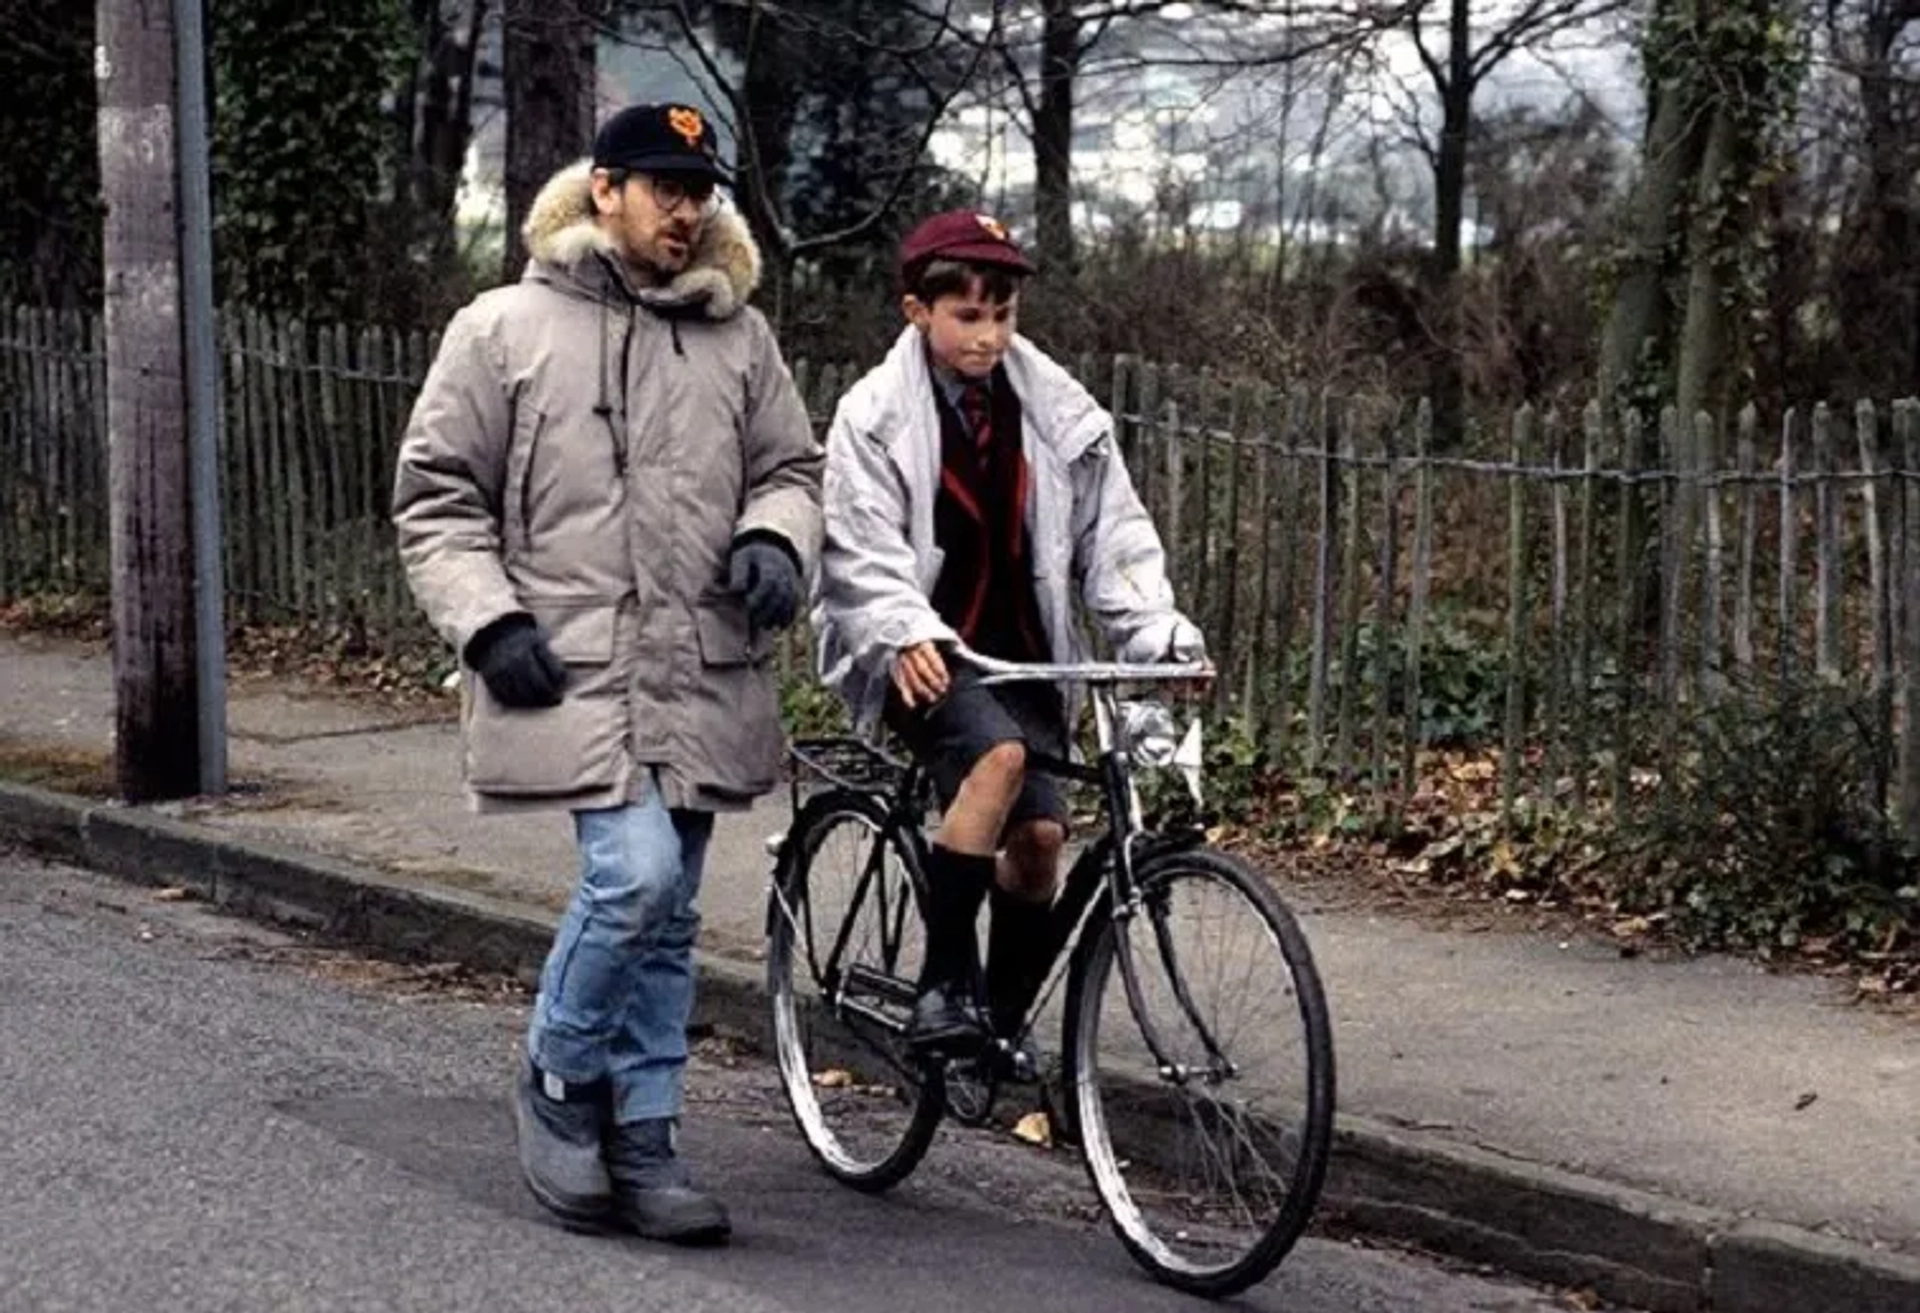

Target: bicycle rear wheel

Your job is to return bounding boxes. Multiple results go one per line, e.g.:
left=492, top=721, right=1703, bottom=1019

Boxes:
left=767, top=789, right=943, bottom=1192
left=1063, top=846, right=1334, bottom=1298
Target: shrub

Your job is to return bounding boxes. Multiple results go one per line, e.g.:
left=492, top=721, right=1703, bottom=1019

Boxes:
left=1610, top=672, right=1918, bottom=955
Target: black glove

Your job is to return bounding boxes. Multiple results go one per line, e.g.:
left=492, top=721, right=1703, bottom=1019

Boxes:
left=464, top=614, right=567, bottom=708
left=728, top=535, right=801, bottom=632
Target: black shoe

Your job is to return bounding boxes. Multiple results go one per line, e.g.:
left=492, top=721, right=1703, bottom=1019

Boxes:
left=909, top=981, right=989, bottom=1053
left=511, top=1062, right=614, bottom=1227
left=607, top=1118, right=731, bottom=1246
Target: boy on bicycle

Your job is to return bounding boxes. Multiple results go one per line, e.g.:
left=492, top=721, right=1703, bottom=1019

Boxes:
left=813, top=210, right=1203, bottom=1052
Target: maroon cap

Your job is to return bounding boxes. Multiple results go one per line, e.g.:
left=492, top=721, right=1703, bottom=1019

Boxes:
left=898, top=210, right=1037, bottom=281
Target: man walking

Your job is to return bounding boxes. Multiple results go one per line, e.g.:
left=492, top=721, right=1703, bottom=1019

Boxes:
left=393, top=103, right=822, bottom=1244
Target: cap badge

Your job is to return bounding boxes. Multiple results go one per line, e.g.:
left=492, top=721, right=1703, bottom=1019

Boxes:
left=975, top=213, right=1009, bottom=240
left=668, top=106, right=706, bottom=149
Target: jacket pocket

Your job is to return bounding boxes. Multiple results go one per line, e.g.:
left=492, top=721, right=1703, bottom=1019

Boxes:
left=463, top=597, right=627, bottom=797
left=535, top=597, right=616, bottom=665
left=687, top=595, right=781, bottom=800
left=692, top=593, right=775, bottom=667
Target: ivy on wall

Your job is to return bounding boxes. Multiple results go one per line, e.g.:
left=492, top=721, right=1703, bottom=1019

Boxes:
left=209, top=0, right=414, bottom=317
left=0, top=6, right=101, bottom=307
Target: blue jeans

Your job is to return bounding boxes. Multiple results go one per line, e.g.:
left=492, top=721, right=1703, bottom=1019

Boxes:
left=527, top=773, right=714, bottom=1125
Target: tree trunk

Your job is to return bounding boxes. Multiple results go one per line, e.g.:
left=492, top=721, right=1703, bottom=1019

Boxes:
left=1033, top=0, right=1078, bottom=273
left=97, top=0, right=202, bottom=801
left=502, top=0, right=596, bottom=281
left=1597, top=0, right=1710, bottom=438
left=415, top=0, right=487, bottom=267
left=1426, top=0, right=1472, bottom=448
left=1593, top=0, right=1705, bottom=637
left=1673, top=103, right=1740, bottom=425
left=1859, top=3, right=1918, bottom=392
left=704, top=0, right=794, bottom=300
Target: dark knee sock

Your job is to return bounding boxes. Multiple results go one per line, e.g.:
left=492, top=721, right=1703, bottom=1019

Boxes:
left=918, top=845, right=994, bottom=991
left=986, top=884, right=1056, bottom=1033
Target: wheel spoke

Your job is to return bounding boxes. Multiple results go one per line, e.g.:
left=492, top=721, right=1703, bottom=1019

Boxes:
left=1067, top=848, right=1334, bottom=1297
left=768, top=794, right=942, bottom=1192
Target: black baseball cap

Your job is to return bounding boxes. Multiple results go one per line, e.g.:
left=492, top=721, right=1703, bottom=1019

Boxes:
left=592, top=103, right=730, bottom=183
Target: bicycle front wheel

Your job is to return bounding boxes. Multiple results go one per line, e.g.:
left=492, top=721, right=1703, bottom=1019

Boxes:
left=1063, top=846, right=1335, bottom=1297
left=767, top=789, right=943, bottom=1192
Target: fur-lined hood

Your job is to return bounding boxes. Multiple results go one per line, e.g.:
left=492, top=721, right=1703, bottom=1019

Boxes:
left=520, top=160, right=761, bottom=321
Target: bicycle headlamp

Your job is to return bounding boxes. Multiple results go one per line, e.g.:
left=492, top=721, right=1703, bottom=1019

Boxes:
left=1120, top=700, right=1205, bottom=804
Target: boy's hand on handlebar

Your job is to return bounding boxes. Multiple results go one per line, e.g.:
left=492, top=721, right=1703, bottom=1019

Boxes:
left=892, top=641, right=950, bottom=709
left=1164, top=618, right=1208, bottom=664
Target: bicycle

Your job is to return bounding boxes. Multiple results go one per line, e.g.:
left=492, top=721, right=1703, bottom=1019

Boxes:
left=762, top=644, right=1336, bottom=1298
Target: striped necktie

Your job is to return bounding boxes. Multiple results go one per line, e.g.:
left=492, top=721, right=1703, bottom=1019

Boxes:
left=960, top=380, right=992, bottom=458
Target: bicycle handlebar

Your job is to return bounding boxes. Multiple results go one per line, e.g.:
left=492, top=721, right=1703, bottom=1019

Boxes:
left=946, top=641, right=1213, bottom=687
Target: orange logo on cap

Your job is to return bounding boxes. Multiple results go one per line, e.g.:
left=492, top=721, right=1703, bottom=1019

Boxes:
left=668, top=106, right=706, bottom=149
left=975, top=213, right=1009, bottom=240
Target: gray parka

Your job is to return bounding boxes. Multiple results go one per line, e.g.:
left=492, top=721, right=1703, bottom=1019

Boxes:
left=393, top=161, right=823, bottom=813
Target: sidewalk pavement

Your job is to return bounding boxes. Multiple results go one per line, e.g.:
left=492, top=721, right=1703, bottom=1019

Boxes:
left=2, top=629, right=1915, bottom=1313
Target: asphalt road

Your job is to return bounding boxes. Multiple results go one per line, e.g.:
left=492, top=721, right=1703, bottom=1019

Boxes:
left=0, top=849, right=1606, bottom=1313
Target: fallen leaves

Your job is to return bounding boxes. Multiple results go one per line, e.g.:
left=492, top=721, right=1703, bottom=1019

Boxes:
left=223, top=621, right=455, bottom=711
left=1012, top=1111, right=1052, bottom=1148
left=810, top=1069, right=895, bottom=1098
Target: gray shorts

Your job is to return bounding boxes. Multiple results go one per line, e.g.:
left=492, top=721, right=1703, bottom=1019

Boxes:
left=884, top=668, right=1070, bottom=833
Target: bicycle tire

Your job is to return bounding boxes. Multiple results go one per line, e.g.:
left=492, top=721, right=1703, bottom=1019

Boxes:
left=1062, top=845, right=1335, bottom=1298
left=767, top=788, right=944, bottom=1192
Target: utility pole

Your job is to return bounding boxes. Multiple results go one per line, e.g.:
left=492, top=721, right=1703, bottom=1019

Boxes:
left=96, top=0, right=227, bottom=802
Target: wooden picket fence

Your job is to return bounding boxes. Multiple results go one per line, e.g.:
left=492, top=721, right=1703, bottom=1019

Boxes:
left=4, top=302, right=1919, bottom=834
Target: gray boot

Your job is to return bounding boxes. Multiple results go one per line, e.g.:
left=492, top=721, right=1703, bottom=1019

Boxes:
left=511, top=1062, right=614, bottom=1226
left=606, top=1118, right=731, bottom=1245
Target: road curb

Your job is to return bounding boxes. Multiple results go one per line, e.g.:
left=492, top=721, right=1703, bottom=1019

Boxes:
left=3, top=779, right=1913, bottom=1312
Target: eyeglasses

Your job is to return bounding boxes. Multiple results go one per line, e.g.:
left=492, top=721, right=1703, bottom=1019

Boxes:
left=646, top=174, right=720, bottom=219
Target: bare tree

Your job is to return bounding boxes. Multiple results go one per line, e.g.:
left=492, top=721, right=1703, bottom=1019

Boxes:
left=503, top=0, right=600, bottom=280
left=983, top=1, right=1358, bottom=273
left=613, top=0, right=992, bottom=313
left=1363, top=0, right=1635, bottom=443
left=1032, top=0, right=1080, bottom=270
left=1811, top=0, right=1920, bottom=393
left=399, top=0, right=492, bottom=273
left=1463, top=99, right=1620, bottom=399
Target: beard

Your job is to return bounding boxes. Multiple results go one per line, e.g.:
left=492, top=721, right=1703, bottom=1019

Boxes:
left=639, top=224, right=696, bottom=278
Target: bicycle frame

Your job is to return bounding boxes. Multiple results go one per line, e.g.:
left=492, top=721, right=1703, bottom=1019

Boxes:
left=776, top=642, right=1231, bottom=1084
left=1012, top=687, right=1234, bottom=1086
left=913, top=644, right=1233, bottom=1084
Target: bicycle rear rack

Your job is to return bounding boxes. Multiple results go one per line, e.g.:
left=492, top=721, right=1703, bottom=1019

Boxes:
left=787, top=736, right=910, bottom=808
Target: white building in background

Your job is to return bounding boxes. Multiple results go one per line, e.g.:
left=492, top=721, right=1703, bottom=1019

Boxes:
left=450, top=10, right=1637, bottom=261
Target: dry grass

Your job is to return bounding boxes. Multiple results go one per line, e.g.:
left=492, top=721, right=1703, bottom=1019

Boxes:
left=0, top=735, right=117, bottom=797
